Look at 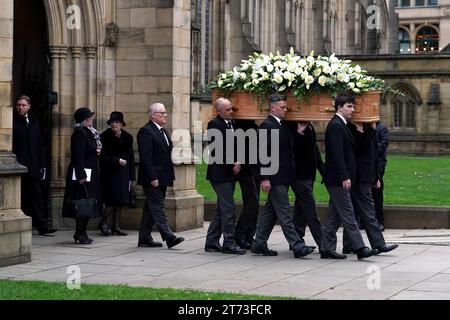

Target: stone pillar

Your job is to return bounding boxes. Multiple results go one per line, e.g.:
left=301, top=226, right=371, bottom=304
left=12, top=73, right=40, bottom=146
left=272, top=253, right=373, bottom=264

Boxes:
left=0, top=0, right=31, bottom=267
left=388, top=0, right=400, bottom=54
left=116, top=0, right=203, bottom=231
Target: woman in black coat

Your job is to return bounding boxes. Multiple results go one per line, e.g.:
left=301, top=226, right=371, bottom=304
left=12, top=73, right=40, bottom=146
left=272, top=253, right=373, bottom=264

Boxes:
left=99, top=112, right=135, bottom=236
left=62, top=107, right=103, bottom=244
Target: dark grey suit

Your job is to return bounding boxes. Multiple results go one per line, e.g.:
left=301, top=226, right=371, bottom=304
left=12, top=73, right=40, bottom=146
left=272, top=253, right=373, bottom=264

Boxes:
left=253, top=116, right=306, bottom=253
left=137, top=121, right=177, bottom=243
left=321, top=115, right=366, bottom=252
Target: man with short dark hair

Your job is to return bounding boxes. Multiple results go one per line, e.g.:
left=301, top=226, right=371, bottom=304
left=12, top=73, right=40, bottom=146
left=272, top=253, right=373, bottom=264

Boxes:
left=320, top=93, right=376, bottom=260
left=252, top=94, right=314, bottom=258
left=13, top=95, right=56, bottom=235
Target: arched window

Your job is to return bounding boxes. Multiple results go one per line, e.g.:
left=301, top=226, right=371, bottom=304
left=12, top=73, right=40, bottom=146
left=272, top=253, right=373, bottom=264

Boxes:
left=415, top=26, right=439, bottom=53
left=399, top=28, right=410, bottom=54
left=391, top=85, right=420, bottom=130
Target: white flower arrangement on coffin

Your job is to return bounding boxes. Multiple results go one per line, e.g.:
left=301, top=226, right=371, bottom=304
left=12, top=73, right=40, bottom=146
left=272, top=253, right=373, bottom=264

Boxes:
left=209, top=47, right=385, bottom=101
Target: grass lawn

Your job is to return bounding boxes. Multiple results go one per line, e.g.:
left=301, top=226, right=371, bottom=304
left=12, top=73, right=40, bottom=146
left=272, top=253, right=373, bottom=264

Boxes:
left=196, top=155, right=450, bottom=207
left=0, top=279, right=293, bottom=300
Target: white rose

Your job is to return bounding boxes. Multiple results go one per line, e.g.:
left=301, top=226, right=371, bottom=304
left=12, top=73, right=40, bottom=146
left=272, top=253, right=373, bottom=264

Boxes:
left=240, top=73, right=247, bottom=80
left=318, top=76, right=327, bottom=86
left=314, top=69, right=322, bottom=77
left=299, top=59, right=307, bottom=68
left=307, top=56, right=315, bottom=65
left=323, top=65, right=332, bottom=75
left=305, top=75, right=314, bottom=85
left=348, top=82, right=356, bottom=89
left=356, top=82, right=363, bottom=88
left=218, top=80, right=223, bottom=87
left=252, top=79, right=260, bottom=86
left=273, top=73, right=283, bottom=84
left=355, top=65, right=362, bottom=73
left=266, top=64, right=274, bottom=73
left=295, top=68, right=303, bottom=76
left=241, top=63, right=249, bottom=71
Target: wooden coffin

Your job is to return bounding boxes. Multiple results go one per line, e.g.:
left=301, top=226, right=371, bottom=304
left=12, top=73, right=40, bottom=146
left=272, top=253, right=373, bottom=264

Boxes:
left=211, top=90, right=381, bottom=122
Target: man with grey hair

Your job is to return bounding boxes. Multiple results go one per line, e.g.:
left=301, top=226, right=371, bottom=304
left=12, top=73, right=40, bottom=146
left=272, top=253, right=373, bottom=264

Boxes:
left=252, top=94, right=314, bottom=258
left=137, top=103, right=184, bottom=249
left=205, top=97, right=244, bottom=254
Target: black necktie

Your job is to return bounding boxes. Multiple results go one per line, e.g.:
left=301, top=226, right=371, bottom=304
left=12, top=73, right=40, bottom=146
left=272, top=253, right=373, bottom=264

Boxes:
left=226, top=121, right=233, bottom=130
left=160, top=128, right=169, bottom=146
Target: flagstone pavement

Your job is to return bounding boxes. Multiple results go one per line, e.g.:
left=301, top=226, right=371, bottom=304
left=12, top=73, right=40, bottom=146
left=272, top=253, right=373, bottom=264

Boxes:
left=2, top=224, right=450, bottom=300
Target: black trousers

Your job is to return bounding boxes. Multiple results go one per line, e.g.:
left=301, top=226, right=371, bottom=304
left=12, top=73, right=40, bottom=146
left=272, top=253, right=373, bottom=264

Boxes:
left=235, top=175, right=260, bottom=243
left=291, top=179, right=323, bottom=247
left=139, top=185, right=175, bottom=242
left=21, top=177, right=49, bottom=228
left=372, top=179, right=385, bottom=225
left=343, top=183, right=386, bottom=250
left=206, top=181, right=238, bottom=249
left=253, top=184, right=305, bottom=252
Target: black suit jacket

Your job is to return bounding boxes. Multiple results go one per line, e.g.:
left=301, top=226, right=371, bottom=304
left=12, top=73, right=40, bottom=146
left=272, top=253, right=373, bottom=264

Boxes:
left=324, top=115, right=357, bottom=187
left=259, top=115, right=295, bottom=186
left=206, top=116, right=235, bottom=183
left=137, top=121, right=175, bottom=187
left=376, top=122, right=389, bottom=177
left=348, top=123, right=379, bottom=184
left=13, top=113, right=45, bottom=179
left=288, top=122, right=325, bottom=181
left=234, top=119, right=259, bottom=179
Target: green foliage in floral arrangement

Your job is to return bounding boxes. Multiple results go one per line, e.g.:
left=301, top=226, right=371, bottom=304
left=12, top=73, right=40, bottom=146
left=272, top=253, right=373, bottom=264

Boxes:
left=209, top=48, right=388, bottom=100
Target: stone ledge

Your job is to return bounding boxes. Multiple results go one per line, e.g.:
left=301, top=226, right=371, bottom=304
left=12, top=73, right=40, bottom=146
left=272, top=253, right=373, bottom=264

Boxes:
left=205, top=201, right=450, bottom=229
left=0, top=152, right=27, bottom=176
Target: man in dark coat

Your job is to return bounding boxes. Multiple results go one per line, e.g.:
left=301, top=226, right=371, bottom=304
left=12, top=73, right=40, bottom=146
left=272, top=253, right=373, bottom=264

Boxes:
left=137, top=103, right=184, bottom=249
left=289, top=121, right=324, bottom=249
left=205, top=98, right=244, bottom=254
left=252, top=94, right=314, bottom=258
left=234, top=119, right=260, bottom=250
left=13, top=95, right=56, bottom=235
left=341, top=122, right=398, bottom=255
left=99, top=111, right=136, bottom=236
left=372, top=122, right=389, bottom=230
left=320, top=93, right=375, bottom=260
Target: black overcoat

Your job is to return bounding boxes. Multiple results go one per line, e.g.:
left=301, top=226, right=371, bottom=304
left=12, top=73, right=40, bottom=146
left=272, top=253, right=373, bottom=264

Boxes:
left=12, top=113, right=45, bottom=179
left=62, top=126, right=102, bottom=218
left=99, top=128, right=136, bottom=206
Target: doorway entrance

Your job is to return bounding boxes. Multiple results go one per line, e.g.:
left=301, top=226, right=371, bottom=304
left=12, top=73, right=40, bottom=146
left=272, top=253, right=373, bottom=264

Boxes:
left=13, top=0, right=53, bottom=223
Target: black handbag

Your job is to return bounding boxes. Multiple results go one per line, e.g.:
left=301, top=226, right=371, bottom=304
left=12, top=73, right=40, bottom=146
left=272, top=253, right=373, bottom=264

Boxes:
left=70, top=184, right=98, bottom=219
left=128, top=185, right=137, bottom=209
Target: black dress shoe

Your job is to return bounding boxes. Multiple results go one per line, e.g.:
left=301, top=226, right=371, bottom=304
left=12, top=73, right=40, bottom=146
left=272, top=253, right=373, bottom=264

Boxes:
left=236, top=239, right=252, bottom=250
left=111, top=229, right=128, bottom=236
left=251, top=247, right=278, bottom=256
left=38, top=227, right=57, bottom=235
left=167, top=236, right=184, bottom=248
left=138, top=239, right=163, bottom=247
left=73, top=234, right=91, bottom=244
left=342, top=248, right=356, bottom=254
left=293, top=246, right=314, bottom=258
left=356, top=247, right=377, bottom=260
left=374, top=244, right=398, bottom=254
left=205, top=244, right=222, bottom=252
left=222, top=246, right=246, bottom=255
left=321, top=250, right=347, bottom=259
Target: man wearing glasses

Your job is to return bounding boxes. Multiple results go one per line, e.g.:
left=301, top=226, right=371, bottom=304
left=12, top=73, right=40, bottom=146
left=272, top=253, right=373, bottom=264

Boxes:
left=252, top=94, right=314, bottom=258
left=136, top=103, right=184, bottom=249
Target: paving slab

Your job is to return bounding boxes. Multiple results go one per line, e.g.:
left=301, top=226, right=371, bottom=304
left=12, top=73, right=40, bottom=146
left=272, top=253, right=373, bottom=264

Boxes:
left=2, top=225, right=450, bottom=300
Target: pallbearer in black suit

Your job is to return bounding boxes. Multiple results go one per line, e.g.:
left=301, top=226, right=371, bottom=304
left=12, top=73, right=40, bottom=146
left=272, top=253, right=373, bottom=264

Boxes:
left=234, top=120, right=260, bottom=250
left=372, top=122, right=389, bottom=231
left=341, top=122, right=398, bottom=255
left=252, top=94, right=314, bottom=258
left=137, top=103, right=184, bottom=249
left=205, top=98, right=244, bottom=254
left=288, top=121, right=324, bottom=250
left=320, top=93, right=376, bottom=260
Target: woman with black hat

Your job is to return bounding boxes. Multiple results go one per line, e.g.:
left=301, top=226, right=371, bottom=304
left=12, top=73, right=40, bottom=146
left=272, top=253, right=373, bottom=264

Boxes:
left=62, top=107, right=103, bottom=244
left=98, top=111, right=135, bottom=236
